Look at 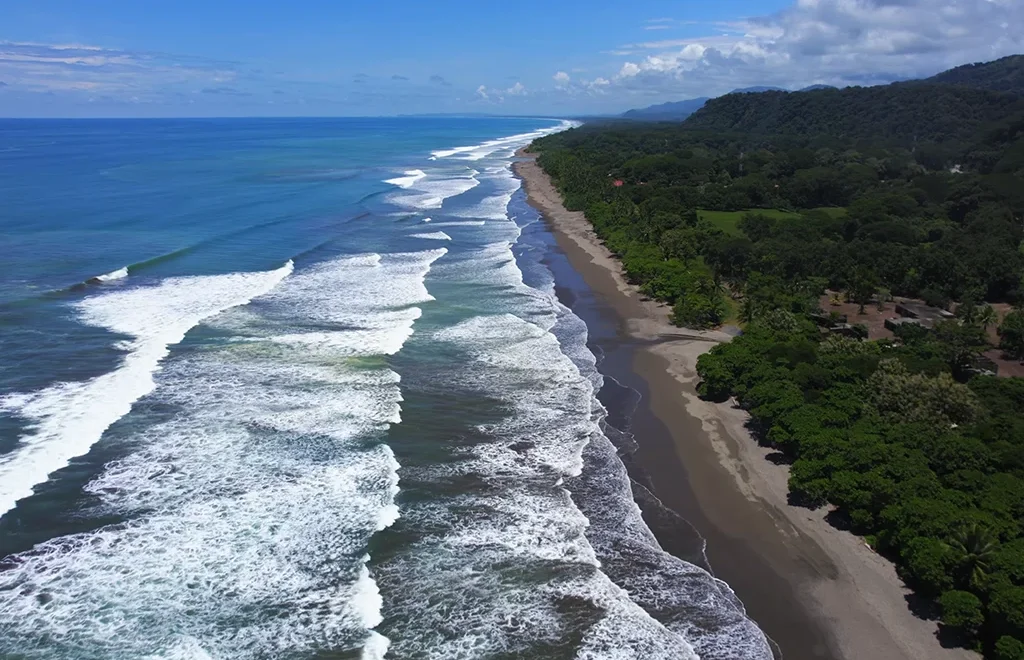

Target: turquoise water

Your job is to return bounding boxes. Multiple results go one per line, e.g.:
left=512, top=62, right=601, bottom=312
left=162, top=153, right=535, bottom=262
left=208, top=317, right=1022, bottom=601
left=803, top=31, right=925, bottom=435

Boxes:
left=0, top=118, right=771, bottom=659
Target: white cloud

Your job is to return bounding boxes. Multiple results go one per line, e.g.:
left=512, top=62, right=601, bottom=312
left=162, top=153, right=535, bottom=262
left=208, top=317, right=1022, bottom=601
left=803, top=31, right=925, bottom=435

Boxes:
left=506, top=81, right=526, bottom=95
left=476, top=84, right=489, bottom=99
left=553, top=71, right=571, bottom=86
left=597, top=0, right=1024, bottom=100
left=618, top=62, right=641, bottom=78
left=0, top=40, right=240, bottom=98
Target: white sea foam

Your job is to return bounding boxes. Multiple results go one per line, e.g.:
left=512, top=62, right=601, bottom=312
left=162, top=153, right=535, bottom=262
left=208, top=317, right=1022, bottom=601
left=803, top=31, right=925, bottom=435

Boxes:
left=374, top=143, right=764, bottom=656
left=388, top=169, right=479, bottom=210
left=421, top=220, right=486, bottom=227
left=410, top=231, right=452, bottom=241
left=0, top=261, right=294, bottom=517
left=430, top=120, right=578, bottom=161
left=378, top=312, right=696, bottom=658
left=93, top=266, right=128, bottom=282
left=452, top=164, right=522, bottom=221
left=384, top=169, right=427, bottom=188
left=0, top=249, right=447, bottom=659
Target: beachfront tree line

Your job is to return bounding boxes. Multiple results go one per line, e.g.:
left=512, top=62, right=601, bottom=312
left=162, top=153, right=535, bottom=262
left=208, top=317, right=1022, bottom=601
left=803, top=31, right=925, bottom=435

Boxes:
left=529, top=57, right=1024, bottom=658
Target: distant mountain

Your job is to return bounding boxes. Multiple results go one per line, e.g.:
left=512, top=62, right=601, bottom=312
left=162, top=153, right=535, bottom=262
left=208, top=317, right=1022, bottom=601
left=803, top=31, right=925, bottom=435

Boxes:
left=729, top=86, right=786, bottom=94
left=925, top=54, right=1024, bottom=95
left=618, top=55, right=1024, bottom=124
left=621, top=97, right=710, bottom=121
left=622, top=86, right=788, bottom=121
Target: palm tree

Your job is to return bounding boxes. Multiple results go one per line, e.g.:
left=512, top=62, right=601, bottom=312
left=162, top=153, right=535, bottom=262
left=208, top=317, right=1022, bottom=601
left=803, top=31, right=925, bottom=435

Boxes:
left=739, top=298, right=757, bottom=325
left=957, top=301, right=978, bottom=325
left=976, top=305, right=997, bottom=332
left=946, top=523, right=998, bottom=589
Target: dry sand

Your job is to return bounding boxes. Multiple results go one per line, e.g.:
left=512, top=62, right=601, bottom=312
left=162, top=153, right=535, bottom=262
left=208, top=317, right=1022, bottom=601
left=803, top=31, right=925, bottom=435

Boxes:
left=514, top=152, right=978, bottom=660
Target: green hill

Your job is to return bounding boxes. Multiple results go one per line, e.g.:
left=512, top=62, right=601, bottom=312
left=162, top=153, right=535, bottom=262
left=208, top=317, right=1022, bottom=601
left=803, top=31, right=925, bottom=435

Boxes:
left=927, top=55, right=1024, bottom=95
left=682, top=83, right=1023, bottom=145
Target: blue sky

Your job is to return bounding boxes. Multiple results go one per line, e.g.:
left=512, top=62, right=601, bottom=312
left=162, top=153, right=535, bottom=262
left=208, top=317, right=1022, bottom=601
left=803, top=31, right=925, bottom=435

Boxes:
left=1, top=0, right=1022, bottom=117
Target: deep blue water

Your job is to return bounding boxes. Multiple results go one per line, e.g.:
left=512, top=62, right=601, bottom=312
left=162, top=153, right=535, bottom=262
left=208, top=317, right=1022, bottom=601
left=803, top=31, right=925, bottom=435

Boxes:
left=0, top=117, right=771, bottom=659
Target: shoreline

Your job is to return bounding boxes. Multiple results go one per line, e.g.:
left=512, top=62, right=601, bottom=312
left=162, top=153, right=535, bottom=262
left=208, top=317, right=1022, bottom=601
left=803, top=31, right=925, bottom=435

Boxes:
left=514, top=151, right=978, bottom=660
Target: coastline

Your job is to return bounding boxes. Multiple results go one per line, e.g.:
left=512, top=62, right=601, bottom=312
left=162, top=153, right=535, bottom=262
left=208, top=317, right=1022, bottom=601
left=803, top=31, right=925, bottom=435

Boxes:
left=514, top=151, right=979, bottom=660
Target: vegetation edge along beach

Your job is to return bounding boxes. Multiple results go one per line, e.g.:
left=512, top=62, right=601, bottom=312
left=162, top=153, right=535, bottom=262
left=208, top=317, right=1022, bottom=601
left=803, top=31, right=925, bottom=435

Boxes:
left=514, top=53, right=1024, bottom=660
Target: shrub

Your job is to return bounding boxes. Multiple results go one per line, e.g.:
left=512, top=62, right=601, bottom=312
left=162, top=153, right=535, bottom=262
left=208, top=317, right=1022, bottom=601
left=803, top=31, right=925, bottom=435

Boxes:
left=939, top=590, right=984, bottom=634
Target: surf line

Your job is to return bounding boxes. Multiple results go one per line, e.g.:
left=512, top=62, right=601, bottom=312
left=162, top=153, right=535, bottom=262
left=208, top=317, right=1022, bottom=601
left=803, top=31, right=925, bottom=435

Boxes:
left=0, top=260, right=295, bottom=518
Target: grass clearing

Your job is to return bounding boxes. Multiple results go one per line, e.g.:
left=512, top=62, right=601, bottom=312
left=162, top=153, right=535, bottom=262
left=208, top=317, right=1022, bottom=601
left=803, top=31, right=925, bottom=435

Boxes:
left=697, top=209, right=802, bottom=236
left=698, top=207, right=848, bottom=236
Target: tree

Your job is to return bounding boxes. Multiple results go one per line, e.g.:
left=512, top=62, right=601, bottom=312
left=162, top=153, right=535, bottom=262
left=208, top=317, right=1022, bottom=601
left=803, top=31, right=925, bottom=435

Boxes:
left=995, top=636, right=1024, bottom=660
left=991, top=587, right=1024, bottom=639
left=977, top=304, right=998, bottom=331
left=1000, top=310, right=1024, bottom=359
left=946, top=523, right=998, bottom=589
left=660, top=228, right=698, bottom=263
left=876, top=287, right=891, bottom=311
left=934, top=321, right=990, bottom=380
left=738, top=213, right=777, bottom=242
left=738, top=297, right=758, bottom=325
left=902, top=536, right=956, bottom=595
left=939, top=590, right=984, bottom=635
left=867, top=359, right=982, bottom=427
left=849, top=267, right=880, bottom=314
left=957, top=301, right=979, bottom=325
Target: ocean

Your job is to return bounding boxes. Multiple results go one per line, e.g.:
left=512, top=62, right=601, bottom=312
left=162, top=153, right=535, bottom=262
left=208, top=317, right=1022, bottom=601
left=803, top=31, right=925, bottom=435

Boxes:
left=0, top=117, right=772, bottom=659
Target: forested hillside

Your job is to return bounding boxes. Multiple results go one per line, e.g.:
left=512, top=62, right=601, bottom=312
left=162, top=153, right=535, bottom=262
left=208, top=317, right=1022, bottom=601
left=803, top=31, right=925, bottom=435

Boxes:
left=928, top=55, right=1024, bottom=95
left=683, top=84, right=1023, bottom=146
left=529, top=55, right=1024, bottom=659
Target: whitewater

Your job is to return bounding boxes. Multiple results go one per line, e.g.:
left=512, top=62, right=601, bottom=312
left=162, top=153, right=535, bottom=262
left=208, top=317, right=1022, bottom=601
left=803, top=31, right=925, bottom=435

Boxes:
left=0, top=117, right=771, bottom=659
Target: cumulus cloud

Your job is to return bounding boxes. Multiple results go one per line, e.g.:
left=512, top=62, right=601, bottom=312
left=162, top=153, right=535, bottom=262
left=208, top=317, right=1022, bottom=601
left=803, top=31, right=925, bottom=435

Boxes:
left=473, top=81, right=527, bottom=103
left=553, top=71, right=571, bottom=87
left=429, top=74, right=451, bottom=86
left=592, top=0, right=1024, bottom=100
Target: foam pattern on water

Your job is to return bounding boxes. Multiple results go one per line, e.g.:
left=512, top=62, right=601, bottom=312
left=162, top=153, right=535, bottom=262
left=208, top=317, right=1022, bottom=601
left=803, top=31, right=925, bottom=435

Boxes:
left=387, top=167, right=480, bottom=210
left=0, top=261, right=294, bottom=517
left=376, top=313, right=697, bottom=659
left=430, top=120, right=578, bottom=160
left=377, top=127, right=772, bottom=656
left=410, top=231, right=452, bottom=241
left=0, top=250, right=446, bottom=659
left=451, top=164, right=523, bottom=221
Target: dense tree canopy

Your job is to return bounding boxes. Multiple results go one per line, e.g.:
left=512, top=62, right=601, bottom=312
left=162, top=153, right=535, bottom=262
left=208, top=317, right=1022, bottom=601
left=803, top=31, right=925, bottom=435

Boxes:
left=928, top=55, right=1024, bottom=96
left=684, top=85, right=1024, bottom=147
left=530, top=56, right=1024, bottom=658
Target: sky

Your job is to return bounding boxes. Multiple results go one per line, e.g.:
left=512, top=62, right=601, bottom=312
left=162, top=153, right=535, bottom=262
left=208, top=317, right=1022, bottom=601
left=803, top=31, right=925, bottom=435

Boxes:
left=0, top=0, right=1022, bottom=118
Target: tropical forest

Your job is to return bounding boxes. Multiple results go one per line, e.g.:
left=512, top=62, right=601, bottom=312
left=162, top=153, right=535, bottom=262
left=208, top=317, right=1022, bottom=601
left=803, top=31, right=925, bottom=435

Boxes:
left=530, top=55, right=1024, bottom=659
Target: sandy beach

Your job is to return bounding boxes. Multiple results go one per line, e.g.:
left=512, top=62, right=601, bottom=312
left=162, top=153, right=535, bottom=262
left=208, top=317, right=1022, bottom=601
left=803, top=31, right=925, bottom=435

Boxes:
left=514, top=151, right=978, bottom=660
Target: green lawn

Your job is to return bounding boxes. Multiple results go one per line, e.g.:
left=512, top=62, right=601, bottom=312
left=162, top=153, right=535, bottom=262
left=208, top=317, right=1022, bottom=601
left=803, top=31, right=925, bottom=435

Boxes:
left=697, top=207, right=847, bottom=236
left=697, top=209, right=801, bottom=236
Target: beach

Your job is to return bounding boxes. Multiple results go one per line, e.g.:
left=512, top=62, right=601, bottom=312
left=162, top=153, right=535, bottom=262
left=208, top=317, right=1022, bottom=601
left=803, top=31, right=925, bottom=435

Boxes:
left=514, top=151, right=980, bottom=660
